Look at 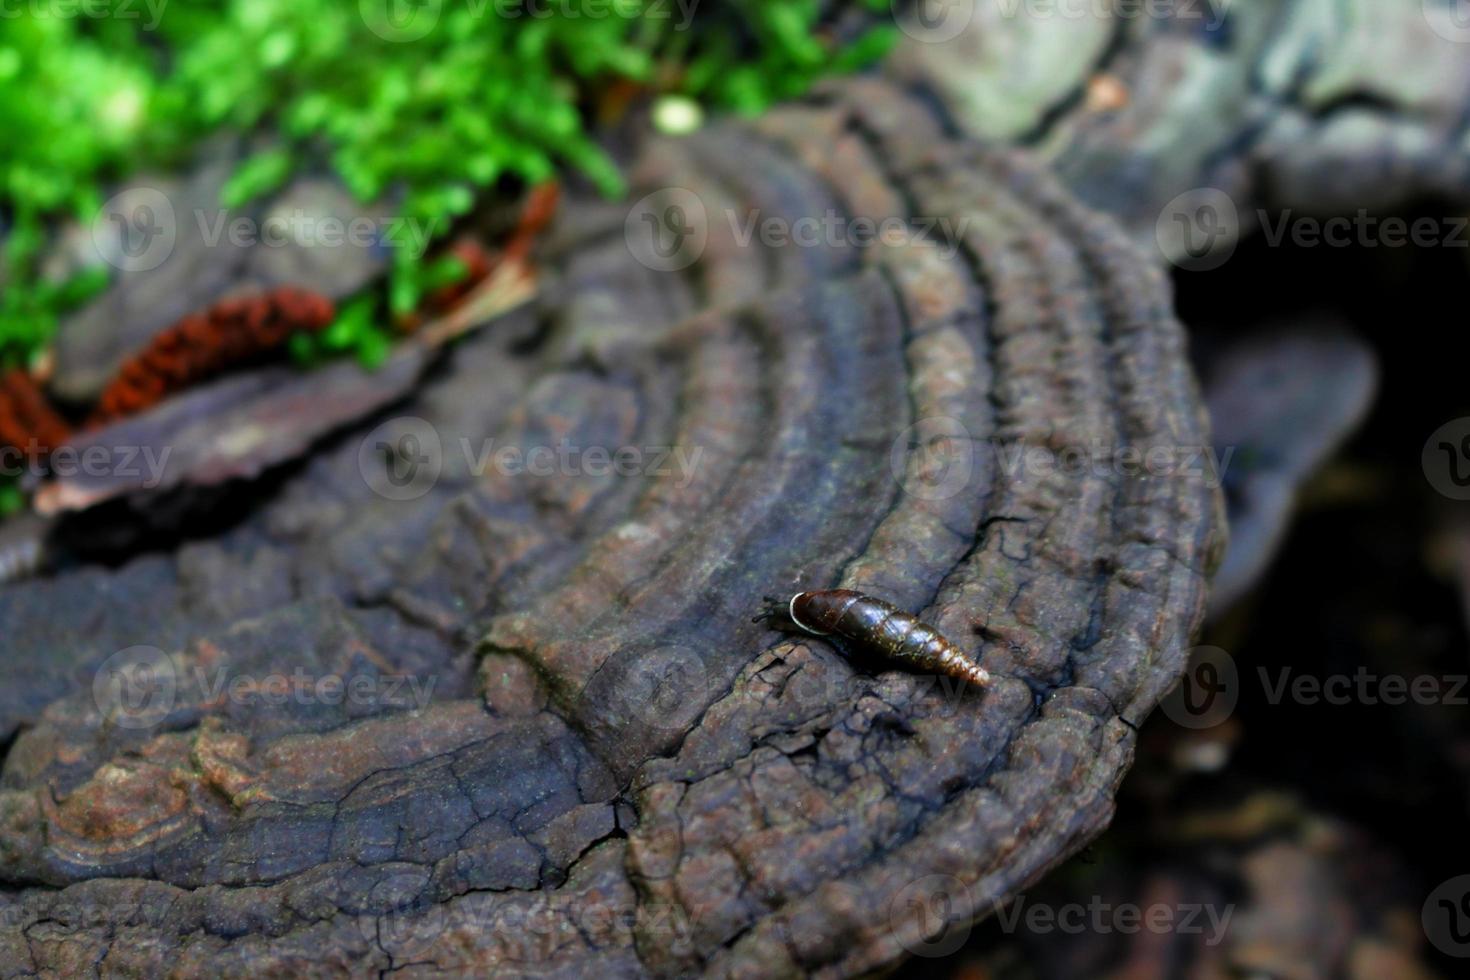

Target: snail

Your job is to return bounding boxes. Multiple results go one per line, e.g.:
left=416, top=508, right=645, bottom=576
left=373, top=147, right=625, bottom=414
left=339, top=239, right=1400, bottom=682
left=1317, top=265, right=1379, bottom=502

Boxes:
left=756, top=589, right=990, bottom=687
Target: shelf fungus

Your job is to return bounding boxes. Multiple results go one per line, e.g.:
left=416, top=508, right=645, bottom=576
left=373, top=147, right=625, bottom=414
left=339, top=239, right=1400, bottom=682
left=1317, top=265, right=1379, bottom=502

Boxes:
left=0, top=76, right=1227, bottom=977
left=15, top=0, right=1470, bottom=966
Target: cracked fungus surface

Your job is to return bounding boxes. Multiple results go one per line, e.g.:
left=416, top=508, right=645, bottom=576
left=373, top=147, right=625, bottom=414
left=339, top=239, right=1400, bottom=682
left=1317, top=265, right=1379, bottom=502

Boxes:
left=0, top=80, right=1220, bottom=976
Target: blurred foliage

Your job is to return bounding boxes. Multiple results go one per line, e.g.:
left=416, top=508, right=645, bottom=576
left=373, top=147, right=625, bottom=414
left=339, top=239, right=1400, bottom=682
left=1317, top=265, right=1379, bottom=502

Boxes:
left=0, top=0, right=896, bottom=370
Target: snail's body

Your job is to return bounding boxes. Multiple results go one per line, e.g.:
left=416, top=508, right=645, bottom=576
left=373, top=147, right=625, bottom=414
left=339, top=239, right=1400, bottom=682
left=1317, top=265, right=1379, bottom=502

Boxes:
left=762, top=589, right=990, bottom=687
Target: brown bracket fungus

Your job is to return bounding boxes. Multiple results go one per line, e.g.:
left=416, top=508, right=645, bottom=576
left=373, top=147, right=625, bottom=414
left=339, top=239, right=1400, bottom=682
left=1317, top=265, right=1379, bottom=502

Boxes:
left=0, top=81, right=1221, bottom=975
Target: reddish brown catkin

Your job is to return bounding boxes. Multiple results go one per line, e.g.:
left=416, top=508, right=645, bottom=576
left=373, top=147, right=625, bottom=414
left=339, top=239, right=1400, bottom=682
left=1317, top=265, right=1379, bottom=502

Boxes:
left=398, top=181, right=559, bottom=333
left=764, top=590, right=991, bottom=686
left=503, top=181, right=559, bottom=266
left=89, top=286, right=335, bottom=426
left=0, top=369, right=72, bottom=460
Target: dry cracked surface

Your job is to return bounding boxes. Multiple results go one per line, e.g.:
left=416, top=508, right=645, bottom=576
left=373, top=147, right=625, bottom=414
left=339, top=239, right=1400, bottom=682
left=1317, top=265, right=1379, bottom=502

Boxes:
left=0, top=80, right=1223, bottom=975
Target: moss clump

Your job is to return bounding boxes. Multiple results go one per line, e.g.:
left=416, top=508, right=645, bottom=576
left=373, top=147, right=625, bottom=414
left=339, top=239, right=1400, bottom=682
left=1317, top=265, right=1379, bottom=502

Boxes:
left=0, top=1, right=895, bottom=370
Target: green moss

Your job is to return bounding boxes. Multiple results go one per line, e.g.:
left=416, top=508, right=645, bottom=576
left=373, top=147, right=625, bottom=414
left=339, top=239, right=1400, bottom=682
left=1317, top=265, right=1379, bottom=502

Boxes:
left=0, top=477, right=24, bottom=517
left=684, top=0, right=898, bottom=114
left=0, top=1, right=895, bottom=370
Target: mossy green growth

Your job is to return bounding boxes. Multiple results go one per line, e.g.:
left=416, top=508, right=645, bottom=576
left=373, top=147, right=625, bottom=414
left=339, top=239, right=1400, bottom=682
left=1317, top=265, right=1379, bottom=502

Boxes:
left=0, top=12, right=162, bottom=367
left=683, top=0, right=898, bottom=114
left=0, top=478, right=25, bottom=518
left=0, top=1, right=896, bottom=371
